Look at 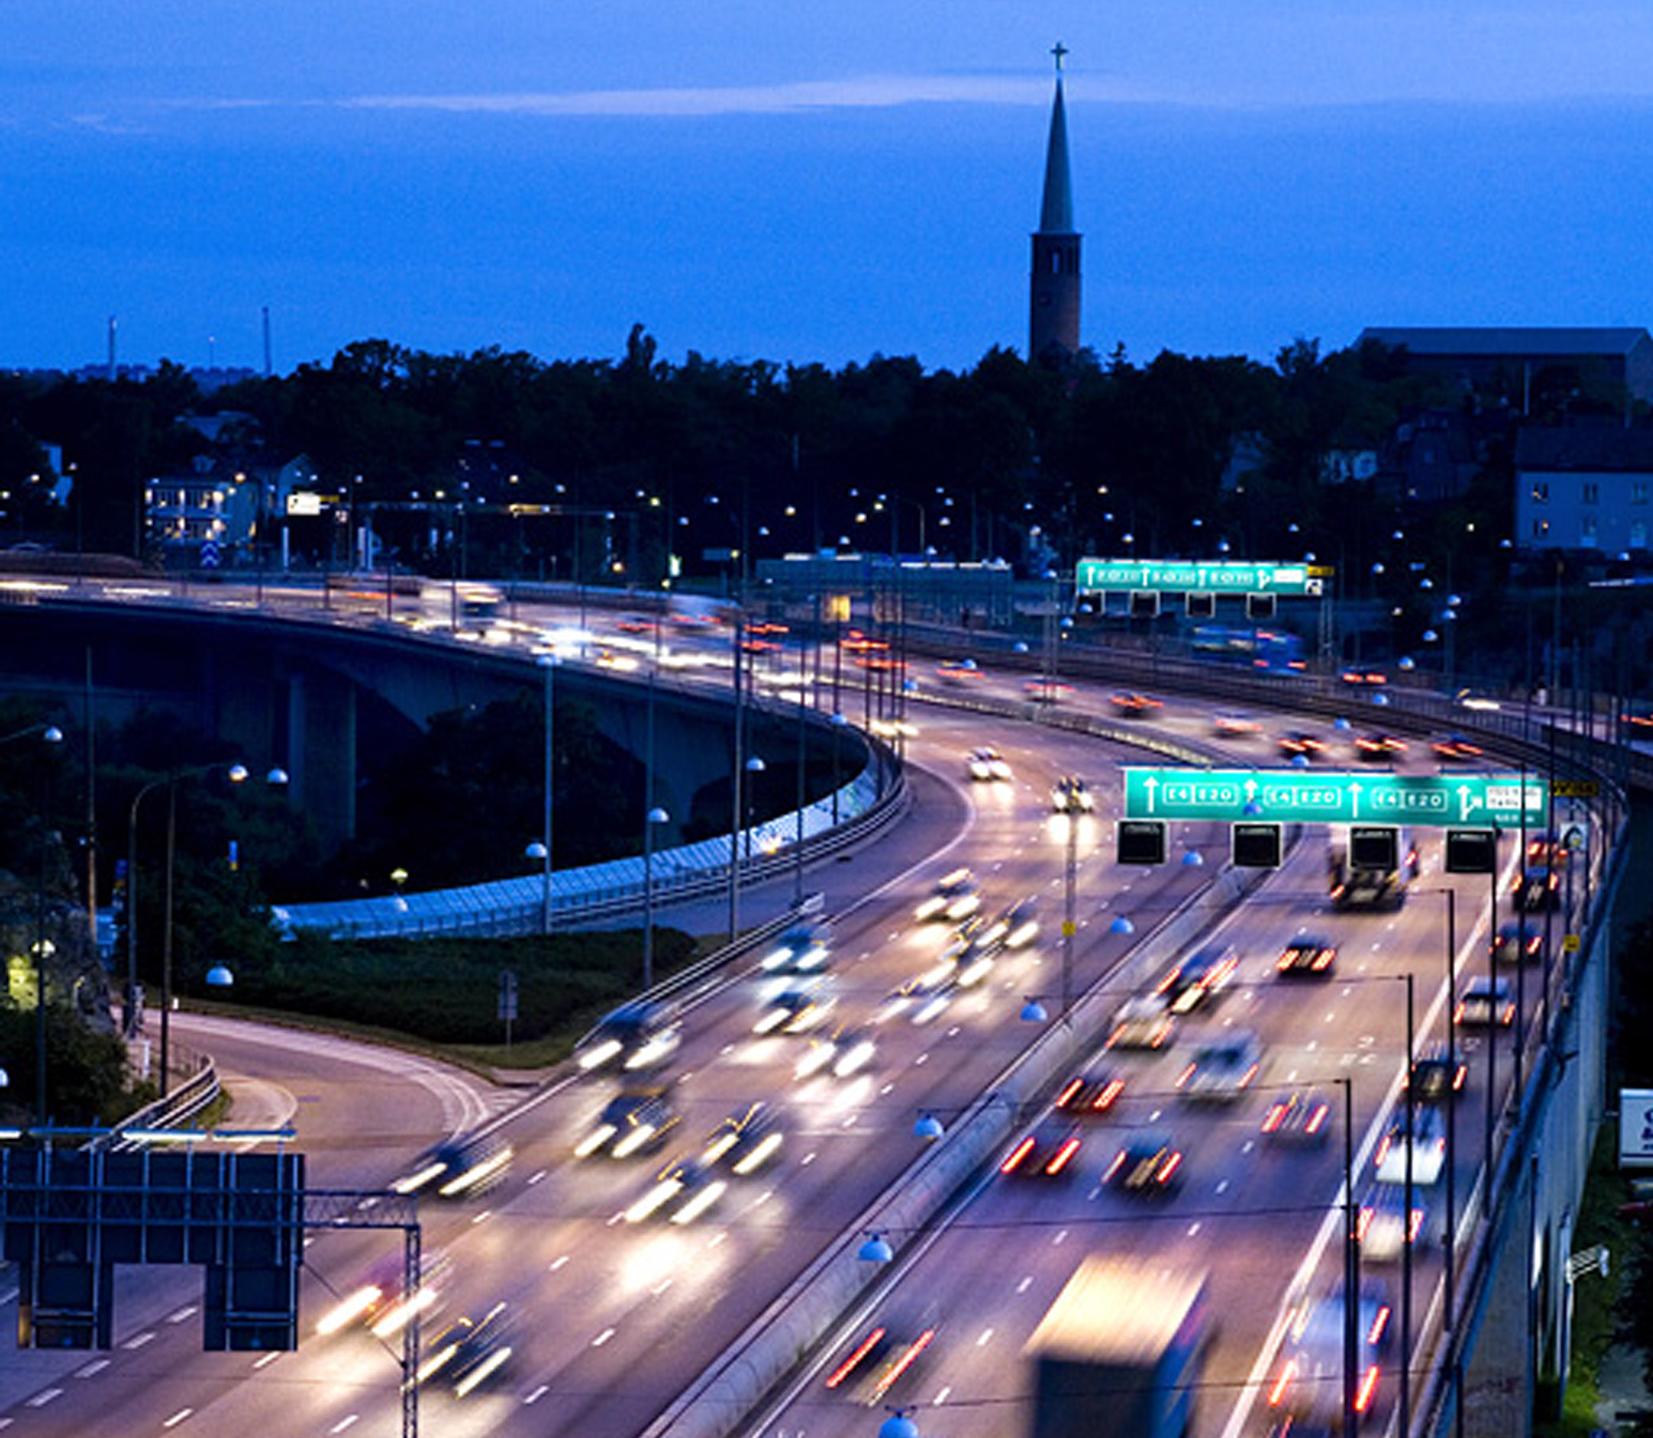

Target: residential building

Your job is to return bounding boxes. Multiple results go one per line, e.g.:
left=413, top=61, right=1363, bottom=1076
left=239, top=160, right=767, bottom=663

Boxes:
left=1513, top=427, right=1653, bottom=553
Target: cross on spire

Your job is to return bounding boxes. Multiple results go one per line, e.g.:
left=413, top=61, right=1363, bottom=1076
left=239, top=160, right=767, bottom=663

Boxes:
left=1051, top=41, right=1068, bottom=73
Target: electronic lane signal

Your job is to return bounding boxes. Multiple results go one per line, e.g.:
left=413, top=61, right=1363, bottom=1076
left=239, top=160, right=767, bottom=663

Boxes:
left=1116, top=820, right=1168, bottom=866
left=1444, top=828, right=1498, bottom=875
left=1232, top=822, right=1283, bottom=869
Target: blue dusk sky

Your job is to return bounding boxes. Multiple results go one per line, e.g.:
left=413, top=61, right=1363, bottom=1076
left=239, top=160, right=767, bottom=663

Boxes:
left=3, top=1, right=1652, bottom=374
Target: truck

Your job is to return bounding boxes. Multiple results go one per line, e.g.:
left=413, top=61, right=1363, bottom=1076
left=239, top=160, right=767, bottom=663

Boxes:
left=1025, top=1255, right=1208, bottom=1438
left=1327, top=825, right=1418, bottom=912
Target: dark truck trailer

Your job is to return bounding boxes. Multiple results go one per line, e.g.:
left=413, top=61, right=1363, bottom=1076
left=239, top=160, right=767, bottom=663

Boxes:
left=1026, top=1256, right=1208, bottom=1438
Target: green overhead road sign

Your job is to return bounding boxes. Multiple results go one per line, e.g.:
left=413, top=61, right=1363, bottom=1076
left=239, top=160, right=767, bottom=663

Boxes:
left=1075, top=558, right=1323, bottom=598
left=1122, top=767, right=1549, bottom=828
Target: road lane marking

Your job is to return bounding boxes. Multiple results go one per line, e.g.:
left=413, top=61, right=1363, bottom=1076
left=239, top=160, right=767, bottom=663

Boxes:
left=124, top=1331, right=155, bottom=1349
left=75, top=1359, right=110, bottom=1378
left=253, top=1352, right=281, bottom=1369
left=528, top=1170, right=547, bottom=1185
left=1052, top=1229, right=1068, bottom=1246
left=525, top=1385, right=548, bottom=1404
left=550, top=1255, right=569, bottom=1271
left=801, top=1152, right=817, bottom=1166
left=470, top=1210, right=492, bottom=1224
left=329, top=1417, right=359, bottom=1434
left=1017, top=1276, right=1033, bottom=1293
left=162, top=1408, right=193, bottom=1427
left=1216, top=1180, right=1230, bottom=1194
left=26, top=1389, right=62, bottom=1407
left=167, top=1305, right=197, bottom=1323
left=933, top=1386, right=952, bottom=1405
left=1187, top=1223, right=1202, bottom=1236
left=592, top=1327, right=615, bottom=1347
left=975, top=1327, right=994, bottom=1346
left=652, top=1279, right=674, bottom=1296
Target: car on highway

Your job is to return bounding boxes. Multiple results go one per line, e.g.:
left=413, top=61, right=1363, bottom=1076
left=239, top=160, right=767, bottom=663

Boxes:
left=752, top=974, right=838, bottom=1034
left=1213, top=711, right=1262, bottom=738
left=966, top=746, right=1014, bottom=782
left=1512, top=865, right=1561, bottom=912
left=993, top=896, right=1041, bottom=948
left=823, top=1304, right=942, bottom=1406
left=914, top=867, right=982, bottom=922
left=878, top=961, right=961, bottom=1026
left=1109, top=691, right=1163, bottom=717
left=700, top=1102, right=784, bottom=1175
left=1278, top=730, right=1328, bottom=760
left=936, top=658, right=983, bottom=684
left=999, top=1120, right=1085, bottom=1179
left=1158, top=942, right=1239, bottom=1014
left=1353, top=732, right=1408, bottom=761
left=575, top=1001, right=683, bottom=1073
left=1049, top=774, right=1094, bottom=813
left=1260, top=1088, right=1332, bottom=1145
left=1526, top=831, right=1571, bottom=868
left=1492, top=921, right=1548, bottom=965
left=1054, top=1069, right=1125, bottom=1117
left=1358, top=1183, right=1426, bottom=1263
left=1107, top=993, right=1176, bottom=1050
left=572, top=1090, right=681, bottom=1159
left=1455, top=977, right=1516, bottom=1027
left=392, top=1132, right=514, bottom=1199
left=418, top=1302, right=514, bottom=1398
left=1176, top=1031, right=1263, bottom=1102
left=315, top=1248, right=452, bottom=1339
left=623, top=1155, right=729, bottom=1225
left=1102, top=1129, right=1185, bottom=1195
left=1432, top=734, right=1485, bottom=763
left=1277, top=933, right=1338, bottom=979
left=1374, top=1105, right=1447, bottom=1185
left=1024, top=677, right=1075, bottom=701
left=1267, top=1282, right=1390, bottom=1431
left=793, top=1025, right=878, bottom=1081
left=758, top=919, right=832, bottom=977
left=1408, top=1043, right=1468, bottom=1102
left=1340, top=667, right=1389, bottom=687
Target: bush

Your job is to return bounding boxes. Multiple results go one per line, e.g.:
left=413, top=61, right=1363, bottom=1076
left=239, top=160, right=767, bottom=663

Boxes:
left=0, top=1004, right=139, bottom=1126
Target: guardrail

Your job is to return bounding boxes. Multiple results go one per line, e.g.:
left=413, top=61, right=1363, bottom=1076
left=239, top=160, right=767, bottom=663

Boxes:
left=85, top=1053, right=221, bottom=1154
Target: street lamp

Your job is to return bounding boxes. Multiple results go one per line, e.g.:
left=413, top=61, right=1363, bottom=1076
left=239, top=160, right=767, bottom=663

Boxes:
left=15, top=722, right=67, bottom=1126
left=205, top=964, right=234, bottom=988
left=642, top=806, right=670, bottom=991
left=829, top=712, right=849, bottom=823
left=535, top=653, right=558, bottom=936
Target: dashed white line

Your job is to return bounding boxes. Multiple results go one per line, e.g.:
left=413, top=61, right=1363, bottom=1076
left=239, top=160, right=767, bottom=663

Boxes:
left=652, top=1278, right=674, bottom=1296
left=525, top=1384, right=549, bottom=1404
left=124, top=1331, right=156, bottom=1350
left=26, top=1389, right=62, bottom=1408
left=527, top=1169, right=547, bottom=1186
left=1016, top=1276, right=1033, bottom=1293
left=879, top=1083, right=895, bottom=1096
left=253, top=1351, right=281, bottom=1369
left=470, top=1210, right=493, bottom=1225
left=167, top=1305, right=197, bottom=1324
left=1241, top=1140, right=1256, bottom=1154
left=1052, top=1229, right=1069, bottom=1246
left=329, top=1416, right=359, bottom=1434
left=75, top=1358, right=110, bottom=1378
left=1187, top=1222, right=1202, bottom=1236
left=1216, top=1179, right=1231, bottom=1194
left=801, top=1151, right=817, bottom=1166
left=161, top=1408, right=193, bottom=1428
left=976, top=1327, right=995, bottom=1346
left=933, top=1386, right=953, bottom=1405
left=914, top=1053, right=930, bottom=1066
left=550, top=1255, right=570, bottom=1271
left=592, top=1327, right=616, bottom=1347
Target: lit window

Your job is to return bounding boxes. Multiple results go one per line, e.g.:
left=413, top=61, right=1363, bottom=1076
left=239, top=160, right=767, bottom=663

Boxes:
left=1530, top=482, right=1549, bottom=503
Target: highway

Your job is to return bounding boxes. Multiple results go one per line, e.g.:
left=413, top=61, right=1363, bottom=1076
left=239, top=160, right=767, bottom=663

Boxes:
left=0, top=586, right=1587, bottom=1438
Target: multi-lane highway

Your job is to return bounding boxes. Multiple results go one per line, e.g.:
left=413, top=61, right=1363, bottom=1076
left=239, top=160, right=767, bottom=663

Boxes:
left=0, top=585, right=1588, bottom=1438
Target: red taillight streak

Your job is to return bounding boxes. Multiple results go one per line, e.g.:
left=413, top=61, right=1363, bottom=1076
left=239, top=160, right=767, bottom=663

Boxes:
left=1313, top=950, right=1335, bottom=969
left=1268, top=1360, right=1297, bottom=1406
left=1375, top=1136, right=1392, bottom=1166
left=1176, top=1063, right=1196, bottom=1088
left=1306, top=1105, right=1328, bottom=1133
left=1055, top=1078, right=1083, bottom=1108
left=1157, top=1152, right=1182, bottom=1183
left=1357, top=1208, right=1373, bottom=1240
left=1453, top=1067, right=1467, bottom=1091
left=1355, top=1364, right=1381, bottom=1412
left=1045, top=1137, right=1081, bottom=1176
left=870, top=1329, right=935, bottom=1401
left=1408, top=1209, right=1424, bottom=1240
left=1262, top=1106, right=1285, bottom=1133
left=1000, top=1137, right=1035, bottom=1175
left=1094, top=1080, right=1124, bottom=1111
left=1368, top=1306, right=1391, bottom=1346
left=825, top=1327, right=885, bottom=1388
left=1239, top=1064, right=1259, bottom=1088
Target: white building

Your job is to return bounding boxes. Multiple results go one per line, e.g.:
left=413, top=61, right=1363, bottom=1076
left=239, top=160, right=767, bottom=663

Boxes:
left=1514, top=428, right=1653, bottom=554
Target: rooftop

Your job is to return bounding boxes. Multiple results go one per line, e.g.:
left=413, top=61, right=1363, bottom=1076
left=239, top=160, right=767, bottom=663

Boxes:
left=1360, top=327, right=1651, bottom=358
left=1515, top=426, right=1653, bottom=472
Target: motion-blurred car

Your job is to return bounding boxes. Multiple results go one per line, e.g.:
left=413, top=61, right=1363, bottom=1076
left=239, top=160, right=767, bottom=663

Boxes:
left=1176, top=1031, right=1263, bottom=1102
left=1354, top=733, right=1408, bottom=761
left=1260, top=1088, right=1332, bottom=1145
left=418, top=1302, right=514, bottom=1398
left=752, top=975, right=838, bottom=1034
left=1340, top=668, right=1389, bottom=687
left=700, top=1102, right=784, bottom=1175
left=315, top=1249, right=451, bottom=1339
left=393, top=1133, right=514, bottom=1199
left=758, top=920, right=832, bottom=977
left=914, top=868, right=981, bottom=922
left=1107, top=993, right=1176, bottom=1050
left=936, top=658, right=983, bottom=684
left=1358, top=1183, right=1426, bottom=1263
left=623, top=1155, right=728, bottom=1225
left=1432, top=734, right=1485, bottom=763
left=1526, top=831, right=1570, bottom=868
left=1512, top=866, right=1560, bottom=912
left=1408, top=1043, right=1468, bottom=1103
left=1102, top=1130, right=1184, bottom=1194
left=998, top=1120, right=1084, bottom=1179
left=823, top=1305, right=942, bottom=1406
left=1049, top=775, right=1094, bottom=813
left=1213, top=712, right=1262, bottom=738
left=1110, top=691, right=1163, bottom=717
left=572, top=1090, right=681, bottom=1159
left=1158, top=942, right=1239, bottom=1014
left=793, top=1025, right=878, bottom=1081
left=1054, top=1069, right=1125, bottom=1118
left=1455, top=977, right=1516, bottom=1027
left=1267, top=1283, right=1390, bottom=1431
left=966, top=746, right=1013, bottom=782
left=1278, top=731, right=1328, bottom=760
left=1024, top=677, right=1074, bottom=701
left=1374, top=1106, right=1447, bottom=1185
left=1492, top=922, right=1547, bottom=965
left=575, top=1001, right=683, bottom=1073
left=1277, top=933, right=1338, bottom=978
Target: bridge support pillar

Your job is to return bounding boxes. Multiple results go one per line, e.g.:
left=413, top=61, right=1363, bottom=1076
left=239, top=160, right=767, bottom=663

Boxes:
left=286, top=667, right=357, bottom=849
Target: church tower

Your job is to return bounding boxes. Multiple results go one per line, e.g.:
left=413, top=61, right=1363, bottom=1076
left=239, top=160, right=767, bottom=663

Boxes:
left=1029, top=43, right=1081, bottom=363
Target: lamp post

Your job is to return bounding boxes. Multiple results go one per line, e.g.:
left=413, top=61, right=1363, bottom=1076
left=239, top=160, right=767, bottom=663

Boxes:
left=829, top=712, right=849, bottom=823
left=794, top=634, right=808, bottom=904
left=730, top=754, right=765, bottom=939
left=1399, top=971, right=1416, bottom=1438
left=1340, top=1075, right=1359, bottom=1438
left=642, top=806, right=670, bottom=991
left=31, top=725, right=65, bottom=1124
left=729, top=610, right=747, bottom=943
left=1431, top=887, right=1461, bottom=1329
left=536, top=653, right=557, bottom=935
left=1058, top=781, right=1084, bottom=1020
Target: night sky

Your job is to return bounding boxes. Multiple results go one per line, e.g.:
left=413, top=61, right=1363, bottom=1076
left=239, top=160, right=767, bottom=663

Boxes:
left=5, top=1, right=1652, bottom=372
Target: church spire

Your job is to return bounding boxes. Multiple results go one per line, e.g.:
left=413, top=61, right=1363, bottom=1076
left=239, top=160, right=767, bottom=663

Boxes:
left=1038, top=43, right=1075, bottom=234
left=1029, top=43, right=1082, bottom=362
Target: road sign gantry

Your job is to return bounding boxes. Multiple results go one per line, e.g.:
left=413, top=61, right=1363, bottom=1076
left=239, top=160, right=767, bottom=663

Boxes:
left=1122, top=767, right=1549, bottom=828
left=1074, top=558, right=1323, bottom=598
